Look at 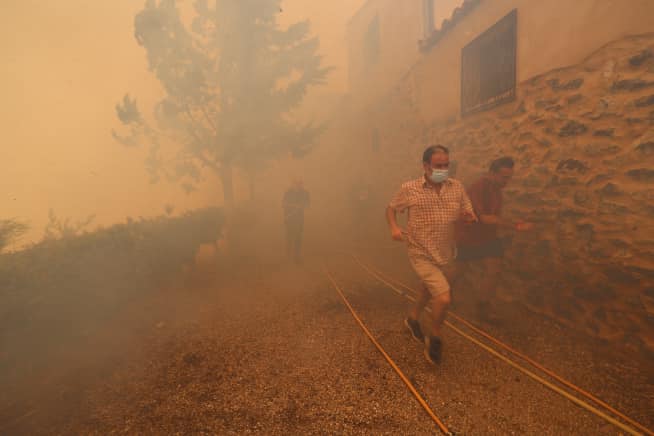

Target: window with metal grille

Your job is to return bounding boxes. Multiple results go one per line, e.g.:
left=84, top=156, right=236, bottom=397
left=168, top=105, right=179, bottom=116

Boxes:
left=461, top=9, right=517, bottom=116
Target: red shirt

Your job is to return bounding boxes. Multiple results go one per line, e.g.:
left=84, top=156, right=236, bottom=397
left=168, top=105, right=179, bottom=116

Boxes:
left=456, top=175, right=503, bottom=247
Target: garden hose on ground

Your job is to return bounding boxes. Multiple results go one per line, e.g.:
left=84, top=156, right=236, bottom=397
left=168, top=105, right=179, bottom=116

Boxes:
left=324, top=267, right=453, bottom=435
left=353, top=255, right=648, bottom=436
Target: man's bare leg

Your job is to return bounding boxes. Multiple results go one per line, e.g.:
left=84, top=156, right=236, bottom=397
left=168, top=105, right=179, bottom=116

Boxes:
left=405, top=284, right=430, bottom=343
left=428, top=290, right=451, bottom=337
left=481, top=258, right=501, bottom=299
left=409, top=284, right=431, bottom=321
left=477, top=257, right=502, bottom=321
left=410, top=268, right=455, bottom=337
left=444, top=262, right=463, bottom=308
left=422, top=290, right=451, bottom=364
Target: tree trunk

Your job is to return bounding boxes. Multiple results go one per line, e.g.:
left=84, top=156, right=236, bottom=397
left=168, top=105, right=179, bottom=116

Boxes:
left=220, top=164, right=235, bottom=210
left=248, top=173, right=255, bottom=201
left=218, top=164, right=238, bottom=260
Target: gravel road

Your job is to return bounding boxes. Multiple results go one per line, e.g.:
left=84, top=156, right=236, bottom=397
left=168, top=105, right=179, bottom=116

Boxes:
left=5, top=250, right=652, bottom=435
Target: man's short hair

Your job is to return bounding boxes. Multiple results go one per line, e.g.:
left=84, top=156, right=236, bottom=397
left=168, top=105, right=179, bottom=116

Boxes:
left=489, top=156, right=515, bottom=173
left=422, top=144, right=449, bottom=163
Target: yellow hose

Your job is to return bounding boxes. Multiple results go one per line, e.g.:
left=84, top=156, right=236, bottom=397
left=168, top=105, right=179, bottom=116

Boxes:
left=358, top=256, right=654, bottom=436
left=353, top=255, right=647, bottom=436
left=324, top=267, right=453, bottom=435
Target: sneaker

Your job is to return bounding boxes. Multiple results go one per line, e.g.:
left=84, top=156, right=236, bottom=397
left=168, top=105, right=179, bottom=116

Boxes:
left=424, top=336, right=442, bottom=365
left=404, top=317, right=424, bottom=343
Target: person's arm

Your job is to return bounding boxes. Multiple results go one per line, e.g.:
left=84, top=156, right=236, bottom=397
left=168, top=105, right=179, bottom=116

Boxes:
left=478, top=210, right=521, bottom=228
left=460, top=188, right=478, bottom=224
left=387, top=186, right=410, bottom=241
left=386, top=206, right=404, bottom=241
left=469, top=184, right=531, bottom=230
left=478, top=213, right=533, bottom=231
left=467, top=183, right=510, bottom=227
left=478, top=214, right=504, bottom=226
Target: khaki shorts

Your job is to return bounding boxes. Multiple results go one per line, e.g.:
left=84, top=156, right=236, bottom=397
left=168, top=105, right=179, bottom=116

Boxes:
left=409, top=256, right=454, bottom=297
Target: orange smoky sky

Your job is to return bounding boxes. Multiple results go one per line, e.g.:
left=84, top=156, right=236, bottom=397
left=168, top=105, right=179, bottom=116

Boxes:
left=0, top=0, right=365, bottom=247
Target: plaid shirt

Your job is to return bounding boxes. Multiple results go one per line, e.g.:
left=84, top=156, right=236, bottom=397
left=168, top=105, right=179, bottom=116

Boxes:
left=389, top=177, right=474, bottom=265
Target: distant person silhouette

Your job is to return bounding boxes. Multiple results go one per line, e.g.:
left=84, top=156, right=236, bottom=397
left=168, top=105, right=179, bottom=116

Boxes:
left=282, top=179, right=310, bottom=264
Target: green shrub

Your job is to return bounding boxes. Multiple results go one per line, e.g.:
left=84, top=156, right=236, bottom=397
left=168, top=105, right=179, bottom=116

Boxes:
left=0, top=218, right=29, bottom=253
left=0, top=207, right=223, bottom=379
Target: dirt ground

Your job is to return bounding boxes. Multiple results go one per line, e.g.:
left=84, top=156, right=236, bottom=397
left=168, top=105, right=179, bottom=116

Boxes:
left=2, top=243, right=653, bottom=435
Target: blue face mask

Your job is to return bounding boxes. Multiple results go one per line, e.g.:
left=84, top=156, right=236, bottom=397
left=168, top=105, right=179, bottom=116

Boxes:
left=429, top=169, right=449, bottom=184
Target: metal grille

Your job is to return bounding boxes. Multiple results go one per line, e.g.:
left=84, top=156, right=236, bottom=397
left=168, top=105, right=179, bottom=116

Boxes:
left=461, top=9, right=517, bottom=117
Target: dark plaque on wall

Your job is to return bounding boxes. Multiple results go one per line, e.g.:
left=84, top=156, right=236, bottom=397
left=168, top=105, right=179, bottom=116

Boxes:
left=461, top=9, right=517, bottom=116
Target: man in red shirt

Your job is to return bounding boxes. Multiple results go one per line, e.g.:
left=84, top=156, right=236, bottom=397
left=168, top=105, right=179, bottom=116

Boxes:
left=456, top=157, right=532, bottom=323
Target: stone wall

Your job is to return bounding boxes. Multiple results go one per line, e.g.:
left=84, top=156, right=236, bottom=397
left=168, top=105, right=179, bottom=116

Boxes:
left=409, top=0, right=654, bottom=124
left=367, top=34, right=654, bottom=355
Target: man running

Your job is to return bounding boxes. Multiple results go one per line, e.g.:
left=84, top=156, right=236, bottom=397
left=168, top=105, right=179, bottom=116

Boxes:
left=456, top=156, right=532, bottom=323
left=386, top=145, right=476, bottom=364
left=283, top=178, right=310, bottom=264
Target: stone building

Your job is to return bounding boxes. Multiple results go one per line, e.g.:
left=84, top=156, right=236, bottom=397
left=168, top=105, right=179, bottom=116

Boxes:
left=337, top=0, right=654, bottom=354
